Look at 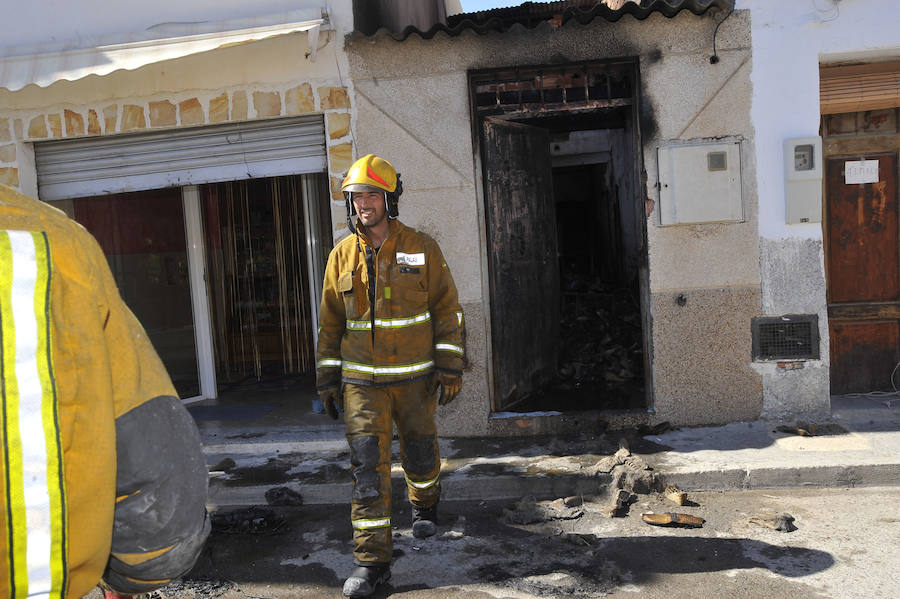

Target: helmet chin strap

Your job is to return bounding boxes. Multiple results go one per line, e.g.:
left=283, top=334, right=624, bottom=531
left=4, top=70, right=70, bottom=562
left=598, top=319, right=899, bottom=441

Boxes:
left=383, top=192, right=398, bottom=220
left=344, top=191, right=357, bottom=235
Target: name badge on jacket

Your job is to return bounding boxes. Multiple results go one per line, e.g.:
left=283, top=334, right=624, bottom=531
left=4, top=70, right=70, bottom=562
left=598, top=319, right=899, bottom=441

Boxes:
left=396, top=252, right=425, bottom=266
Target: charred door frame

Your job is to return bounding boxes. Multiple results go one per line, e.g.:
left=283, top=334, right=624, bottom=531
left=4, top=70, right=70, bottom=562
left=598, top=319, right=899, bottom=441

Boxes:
left=467, top=59, right=653, bottom=413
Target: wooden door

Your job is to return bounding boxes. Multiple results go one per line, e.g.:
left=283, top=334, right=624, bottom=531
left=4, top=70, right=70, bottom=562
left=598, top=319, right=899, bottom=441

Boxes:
left=483, top=118, right=559, bottom=410
left=826, top=153, right=900, bottom=393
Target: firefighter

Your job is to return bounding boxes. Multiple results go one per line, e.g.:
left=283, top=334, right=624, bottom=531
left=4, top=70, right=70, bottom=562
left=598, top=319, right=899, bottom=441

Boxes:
left=0, top=184, right=210, bottom=599
left=317, top=154, right=465, bottom=598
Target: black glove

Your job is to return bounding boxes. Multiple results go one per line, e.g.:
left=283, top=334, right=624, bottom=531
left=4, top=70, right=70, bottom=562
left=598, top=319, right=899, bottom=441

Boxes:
left=320, top=387, right=343, bottom=420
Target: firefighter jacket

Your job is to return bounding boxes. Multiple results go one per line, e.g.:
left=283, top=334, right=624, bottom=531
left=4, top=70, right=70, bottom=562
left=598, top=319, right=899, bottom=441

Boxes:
left=317, top=219, right=465, bottom=389
left=0, top=185, right=209, bottom=598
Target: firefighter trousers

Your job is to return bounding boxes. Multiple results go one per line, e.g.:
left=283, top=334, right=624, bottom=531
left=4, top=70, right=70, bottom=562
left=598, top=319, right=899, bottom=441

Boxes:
left=344, top=376, right=441, bottom=564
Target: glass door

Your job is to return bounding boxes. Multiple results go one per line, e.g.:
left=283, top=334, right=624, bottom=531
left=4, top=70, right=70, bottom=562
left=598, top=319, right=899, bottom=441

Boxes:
left=61, top=188, right=203, bottom=399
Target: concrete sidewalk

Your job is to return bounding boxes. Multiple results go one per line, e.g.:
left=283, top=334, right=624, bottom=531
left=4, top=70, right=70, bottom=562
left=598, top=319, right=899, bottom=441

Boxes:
left=201, top=395, right=900, bottom=508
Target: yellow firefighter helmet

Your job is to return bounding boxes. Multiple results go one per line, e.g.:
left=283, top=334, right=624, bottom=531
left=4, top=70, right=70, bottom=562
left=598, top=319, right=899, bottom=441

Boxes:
left=341, top=154, right=399, bottom=194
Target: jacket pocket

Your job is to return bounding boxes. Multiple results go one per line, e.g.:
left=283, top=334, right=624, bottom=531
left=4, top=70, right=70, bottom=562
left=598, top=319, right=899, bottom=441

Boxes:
left=338, top=271, right=359, bottom=319
left=390, top=261, right=426, bottom=292
left=391, top=284, right=428, bottom=319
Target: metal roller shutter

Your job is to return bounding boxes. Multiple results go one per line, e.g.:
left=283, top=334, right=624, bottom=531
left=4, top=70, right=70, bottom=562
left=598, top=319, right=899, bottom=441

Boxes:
left=34, top=115, right=327, bottom=201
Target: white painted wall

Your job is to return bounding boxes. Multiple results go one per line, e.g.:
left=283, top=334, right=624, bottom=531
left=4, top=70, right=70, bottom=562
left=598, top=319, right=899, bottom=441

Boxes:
left=742, top=0, right=900, bottom=240
left=744, top=0, right=900, bottom=420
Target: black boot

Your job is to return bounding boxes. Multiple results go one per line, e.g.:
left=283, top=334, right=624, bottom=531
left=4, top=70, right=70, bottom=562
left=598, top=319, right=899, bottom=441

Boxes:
left=412, top=503, right=438, bottom=539
left=342, top=563, right=391, bottom=598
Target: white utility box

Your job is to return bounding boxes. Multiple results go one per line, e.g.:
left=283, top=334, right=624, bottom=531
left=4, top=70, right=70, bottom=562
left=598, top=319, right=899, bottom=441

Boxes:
left=657, top=141, right=743, bottom=226
left=784, top=136, right=823, bottom=224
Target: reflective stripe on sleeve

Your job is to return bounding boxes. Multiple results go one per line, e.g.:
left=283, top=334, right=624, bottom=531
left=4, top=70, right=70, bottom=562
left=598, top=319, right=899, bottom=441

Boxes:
left=316, top=358, right=342, bottom=368
left=342, top=360, right=434, bottom=377
left=405, top=474, right=440, bottom=490
left=0, top=230, right=67, bottom=599
left=352, top=517, right=391, bottom=530
left=346, top=311, right=431, bottom=330
left=435, top=343, right=464, bottom=356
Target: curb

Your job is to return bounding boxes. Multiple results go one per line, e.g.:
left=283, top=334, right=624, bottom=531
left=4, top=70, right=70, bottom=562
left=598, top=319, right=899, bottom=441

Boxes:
left=206, top=462, right=900, bottom=508
left=661, top=463, right=900, bottom=491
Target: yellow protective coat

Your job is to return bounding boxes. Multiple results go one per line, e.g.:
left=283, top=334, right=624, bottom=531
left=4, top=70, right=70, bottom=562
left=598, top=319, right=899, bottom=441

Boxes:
left=316, top=219, right=465, bottom=389
left=0, top=185, right=197, bottom=598
left=317, top=219, right=465, bottom=564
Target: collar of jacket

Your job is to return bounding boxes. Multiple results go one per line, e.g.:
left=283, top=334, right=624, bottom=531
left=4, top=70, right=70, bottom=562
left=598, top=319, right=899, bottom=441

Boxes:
left=357, top=218, right=405, bottom=249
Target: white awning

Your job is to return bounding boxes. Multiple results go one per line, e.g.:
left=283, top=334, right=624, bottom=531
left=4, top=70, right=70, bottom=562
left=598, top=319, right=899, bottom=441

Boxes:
left=0, top=13, right=325, bottom=92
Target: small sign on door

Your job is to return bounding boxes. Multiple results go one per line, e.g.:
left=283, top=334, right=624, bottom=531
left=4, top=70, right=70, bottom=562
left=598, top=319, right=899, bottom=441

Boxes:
left=845, top=160, right=879, bottom=184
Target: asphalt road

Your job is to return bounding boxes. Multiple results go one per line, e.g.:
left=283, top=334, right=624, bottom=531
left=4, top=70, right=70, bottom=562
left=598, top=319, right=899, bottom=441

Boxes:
left=86, top=486, right=900, bottom=599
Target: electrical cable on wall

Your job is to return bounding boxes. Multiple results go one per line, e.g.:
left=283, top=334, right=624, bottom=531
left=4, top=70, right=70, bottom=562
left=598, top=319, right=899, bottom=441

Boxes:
left=709, top=3, right=736, bottom=64
left=891, top=361, right=900, bottom=393
left=330, top=1, right=358, bottom=151
left=812, top=0, right=840, bottom=22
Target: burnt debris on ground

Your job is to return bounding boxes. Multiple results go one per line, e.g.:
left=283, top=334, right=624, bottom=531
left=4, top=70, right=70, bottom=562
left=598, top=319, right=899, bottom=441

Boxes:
left=211, top=506, right=287, bottom=535
left=517, top=278, right=646, bottom=413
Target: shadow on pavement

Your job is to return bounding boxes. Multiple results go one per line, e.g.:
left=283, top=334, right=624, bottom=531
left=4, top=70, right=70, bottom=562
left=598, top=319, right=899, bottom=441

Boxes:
left=170, top=501, right=834, bottom=598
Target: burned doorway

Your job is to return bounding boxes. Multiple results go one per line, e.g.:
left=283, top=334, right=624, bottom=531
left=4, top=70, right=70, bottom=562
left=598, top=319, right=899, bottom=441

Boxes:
left=472, top=61, right=648, bottom=413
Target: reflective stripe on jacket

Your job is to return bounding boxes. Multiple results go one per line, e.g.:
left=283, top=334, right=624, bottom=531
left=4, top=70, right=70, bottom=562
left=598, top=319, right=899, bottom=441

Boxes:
left=316, top=219, right=465, bottom=389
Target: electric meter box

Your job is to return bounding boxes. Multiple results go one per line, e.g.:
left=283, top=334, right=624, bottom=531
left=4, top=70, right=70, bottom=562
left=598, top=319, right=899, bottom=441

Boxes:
left=657, top=141, right=743, bottom=226
left=784, top=136, right=823, bottom=224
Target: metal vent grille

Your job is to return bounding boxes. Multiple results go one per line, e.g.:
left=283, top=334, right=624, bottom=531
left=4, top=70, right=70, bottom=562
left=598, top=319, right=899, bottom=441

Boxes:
left=752, top=315, right=820, bottom=361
